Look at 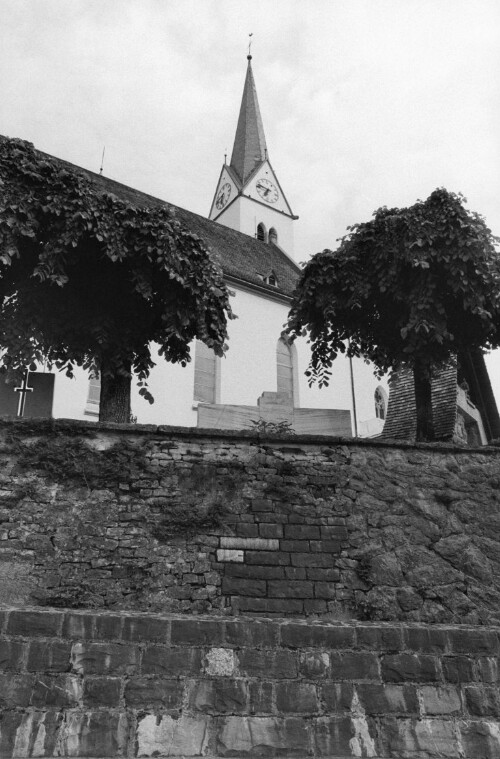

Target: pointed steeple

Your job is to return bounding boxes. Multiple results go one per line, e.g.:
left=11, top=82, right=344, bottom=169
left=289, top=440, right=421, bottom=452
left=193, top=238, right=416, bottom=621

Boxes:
left=230, top=55, right=267, bottom=185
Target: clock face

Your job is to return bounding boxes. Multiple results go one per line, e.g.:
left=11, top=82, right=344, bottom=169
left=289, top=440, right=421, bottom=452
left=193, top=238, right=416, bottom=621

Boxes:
left=215, top=182, right=231, bottom=210
left=256, top=178, right=279, bottom=204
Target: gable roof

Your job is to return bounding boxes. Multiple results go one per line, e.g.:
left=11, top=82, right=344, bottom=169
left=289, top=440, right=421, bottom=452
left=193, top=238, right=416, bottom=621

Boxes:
left=229, top=57, right=268, bottom=186
left=34, top=146, right=301, bottom=301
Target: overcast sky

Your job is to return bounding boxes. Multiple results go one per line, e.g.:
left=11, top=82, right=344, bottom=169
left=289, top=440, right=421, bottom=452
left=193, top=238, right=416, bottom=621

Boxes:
left=2, top=0, right=500, bottom=405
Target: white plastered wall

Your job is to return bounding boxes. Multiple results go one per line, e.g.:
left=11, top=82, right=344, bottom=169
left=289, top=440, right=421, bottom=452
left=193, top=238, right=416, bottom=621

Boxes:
left=49, top=284, right=388, bottom=436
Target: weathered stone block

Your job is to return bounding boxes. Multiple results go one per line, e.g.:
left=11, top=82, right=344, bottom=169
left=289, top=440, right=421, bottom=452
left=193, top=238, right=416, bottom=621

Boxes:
left=0, top=674, right=35, bottom=708
left=464, top=685, right=500, bottom=717
left=258, top=523, right=283, bottom=539
left=355, top=625, right=403, bottom=652
left=0, top=640, right=25, bottom=671
left=94, top=614, right=124, bottom=640
left=224, top=620, right=277, bottom=648
left=459, top=719, right=500, bottom=758
left=291, top=552, right=334, bottom=567
left=448, top=628, right=499, bottom=655
left=313, top=582, right=337, bottom=599
left=189, top=679, right=248, bottom=714
left=312, top=716, right=356, bottom=756
left=280, top=622, right=355, bottom=649
left=381, top=653, right=440, bottom=683
left=442, top=655, right=475, bottom=683
left=62, top=612, right=95, bottom=640
left=268, top=580, right=314, bottom=598
left=245, top=551, right=290, bottom=566
left=7, top=610, right=62, bottom=638
left=284, top=525, right=320, bottom=539
left=122, top=615, right=169, bottom=643
left=378, top=716, right=460, bottom=758
left=217, top=716, right=309, bottom=755
left=142, top=646, right=202, bottom=675
left=235, top=597, right=304, bottom=615
left=124, top=677, right=183, bottom=708
left=83, top=676, right=122, bottom=707
left=477, top=657, right=499, bottom=683
left=299, top=652, right=330, bottom=679
left=30, top=674, right=82, bottom=708
left=222, top=577, right=267, bottom=596
left=306, top=567, right=341, bottom=582
left=170, top=618, right=224, bottom=646
left=0, top=710, right=63, bottom=758
left=249, top=681, right=273, bottom=714
left=57, top=711, right=128, bottom=757
left=405, top=626, right=448, bottom=653
left=205, top=648, right=236, bottom=676
left=420, top=684, right=462, bottom=715
left=225, top=563, right=285, bottom=580
left=217, top=549, right=244, bottom=563
left=136, top=713, right=209, bottom=756
left=321, top=682, right=355, bottom=712
left=238, top=649, right=297, bottom=679
left=26, top=640, right=71, bottom=672
left=221, top=536, right=279, bottom=550
left=71, top=641, right=138, bottom=675
left=275, top=681, right=319, bottom=713
left=356, top=683, right=419, bottom=715
left=330, top=651, right=380, bottom=681
left=280, top=539, right=310, bottom=553
left=235, top=523, right=259, bottom=538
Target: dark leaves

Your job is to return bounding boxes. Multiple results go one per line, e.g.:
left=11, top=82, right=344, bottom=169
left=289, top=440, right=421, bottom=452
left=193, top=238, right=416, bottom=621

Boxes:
left=286, top=188, right=500, bottom=384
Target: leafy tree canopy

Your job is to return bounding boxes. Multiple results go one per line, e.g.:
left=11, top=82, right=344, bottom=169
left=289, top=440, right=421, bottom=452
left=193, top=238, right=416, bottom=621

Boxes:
left=0, top=137, right=234, bottom=421
left=286, top=189, right=500, bottom=439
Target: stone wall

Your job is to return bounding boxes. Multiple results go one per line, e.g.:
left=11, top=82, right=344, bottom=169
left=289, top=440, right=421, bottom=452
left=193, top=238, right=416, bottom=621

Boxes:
left=1, top=607, right=499, bottom=758
left=0, top=419, right=500, bottom=624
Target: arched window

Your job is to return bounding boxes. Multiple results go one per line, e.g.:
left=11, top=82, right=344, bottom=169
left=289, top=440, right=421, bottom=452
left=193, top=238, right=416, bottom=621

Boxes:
left=277, top=338, right=293, bottom=398
left=257, top=223, right=267, bottom=242
left=375, top=386, right=387, bottom=420
left=194, top=340, right=218, bottom=403
left=263, top=271, right=277, bottom=287
left=269, top=227, right=278, bottom=245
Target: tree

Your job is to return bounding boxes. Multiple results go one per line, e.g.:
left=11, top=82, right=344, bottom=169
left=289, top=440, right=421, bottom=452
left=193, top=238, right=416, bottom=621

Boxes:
left=286, top=188, right=500, bottom=441
left=0, top=137, right=234, bottom=422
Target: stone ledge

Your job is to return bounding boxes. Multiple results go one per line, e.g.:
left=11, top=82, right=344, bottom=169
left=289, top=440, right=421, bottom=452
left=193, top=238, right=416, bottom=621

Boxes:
left=1, top=416, right=498, bottom=453
left=1, top=607, right=499, bottom=652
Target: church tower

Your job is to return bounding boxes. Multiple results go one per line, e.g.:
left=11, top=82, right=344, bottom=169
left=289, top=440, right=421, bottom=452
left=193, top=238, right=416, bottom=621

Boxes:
left=209, top=54, right=297, bottom=257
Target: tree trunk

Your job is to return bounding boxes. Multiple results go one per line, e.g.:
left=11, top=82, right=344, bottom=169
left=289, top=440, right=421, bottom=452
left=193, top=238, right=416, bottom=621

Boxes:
left=414, top=361, right=434, bottom=442
left=99, top=357, right=131, bottom=423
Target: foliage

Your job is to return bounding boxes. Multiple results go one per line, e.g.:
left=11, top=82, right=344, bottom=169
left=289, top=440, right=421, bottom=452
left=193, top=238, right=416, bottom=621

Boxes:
left=15, top=435, right=147, bottom=490
left=249, top=418, right=296, bottom=435
left=287, top=189, right=500, bottom=386
left=286, top=189, right=500, bottom=439
left=0, top=137, right=234, bottom=419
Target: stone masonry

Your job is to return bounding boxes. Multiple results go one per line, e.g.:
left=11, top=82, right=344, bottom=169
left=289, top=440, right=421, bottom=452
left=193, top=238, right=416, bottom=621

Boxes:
left=0, top=419, right=500, bottom=624
left=1, top=607, right=500, bottom=758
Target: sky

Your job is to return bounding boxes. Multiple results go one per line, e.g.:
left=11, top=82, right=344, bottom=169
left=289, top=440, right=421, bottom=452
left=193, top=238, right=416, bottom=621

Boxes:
left=2, top=0, right=500, bottom=405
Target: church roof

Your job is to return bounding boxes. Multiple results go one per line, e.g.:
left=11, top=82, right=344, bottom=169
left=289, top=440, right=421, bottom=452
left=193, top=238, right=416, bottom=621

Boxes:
left=35, top=147, right=300, bottom=300
left=229, top=57, right=268, bottom=185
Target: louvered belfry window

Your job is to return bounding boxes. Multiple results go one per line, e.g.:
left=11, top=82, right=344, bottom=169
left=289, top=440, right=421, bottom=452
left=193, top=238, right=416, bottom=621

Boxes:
left=194, top=340, right=217, bottom=403
left=277, top=338, right=293, bottom=397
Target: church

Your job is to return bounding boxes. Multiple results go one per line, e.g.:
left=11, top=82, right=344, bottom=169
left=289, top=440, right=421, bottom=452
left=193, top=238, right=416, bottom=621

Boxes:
left=2, top=54, right=500, bottom=444
left=0, top=54, right=392, bottom=436
left=3, top=55, right=497, bottom=442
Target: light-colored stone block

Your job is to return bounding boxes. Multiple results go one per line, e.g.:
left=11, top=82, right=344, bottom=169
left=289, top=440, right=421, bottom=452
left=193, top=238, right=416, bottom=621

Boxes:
left=220, top=537, right=279, bottom=551
left=136, top=714, right=209, bottom=756
left=205, top=647, right=236, bottom=676
left=216, top=549, right=244, bottom=563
